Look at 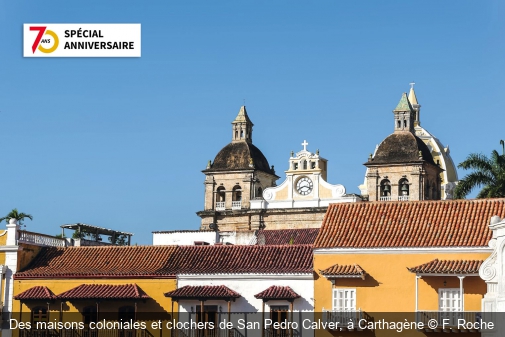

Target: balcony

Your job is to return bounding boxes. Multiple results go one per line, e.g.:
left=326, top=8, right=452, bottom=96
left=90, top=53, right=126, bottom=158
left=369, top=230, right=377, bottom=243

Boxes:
left=416, top=311, right=482, bottom=332
left=379, top=196, right=391, bottom=201
left=215, top=201, right=225, bottom=211
left=398, top=195, right=409, bottom=201
left=18, top=230, right=67, bottom=247
left=322, top=309, right=372, bottom=331
left=231, top=201, right=242, bottom=210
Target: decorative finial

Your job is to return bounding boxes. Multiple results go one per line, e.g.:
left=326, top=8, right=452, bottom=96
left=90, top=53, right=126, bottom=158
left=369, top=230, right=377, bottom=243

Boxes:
left=409, top=82, right=415, bottom=89
left=271, top=165, right=275, bottom=174
left=316, top=149, right=319, bottom=155
left=290, top=150, right=294, bottom=157
left=206, top=160, right=212, bottom=169
left=368, top=153, right=372, bottom=161
left=301, top=140, right=308, bottom=151
left=249, top=157, right=254, bottom=168
left=418, top=150, right=423, bottom=159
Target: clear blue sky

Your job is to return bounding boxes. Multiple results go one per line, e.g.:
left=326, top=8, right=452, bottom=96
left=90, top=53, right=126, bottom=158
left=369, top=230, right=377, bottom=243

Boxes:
left=1, top=1, right=504, bottom=244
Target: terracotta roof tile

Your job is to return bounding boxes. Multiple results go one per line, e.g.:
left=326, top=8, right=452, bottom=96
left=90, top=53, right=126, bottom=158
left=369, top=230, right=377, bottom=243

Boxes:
left=256, top=229, right=319, bottom=245
left=164, top=286, right=240, bottom=300
left=407, top=259, right=483, bottom=274
left=320, top=264, right=366, bottom=279
left=315, top=199, right=505, bottom=248
left=15, top=244, right=313, bottom=279
left=15, top=245, right=179, bottom=279
left=171, top=245, right=313, bottom=274
left=14, top=286, right=56, bottom=300
left=58, top=284, right=149, bottom=300
left=254, top=286, right=300, bottom=300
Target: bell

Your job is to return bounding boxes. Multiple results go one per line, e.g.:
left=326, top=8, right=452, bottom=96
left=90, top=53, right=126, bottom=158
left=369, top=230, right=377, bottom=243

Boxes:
left=383, top=184, right=390, bottom=192
left=401, top=184, right=408, bottom=192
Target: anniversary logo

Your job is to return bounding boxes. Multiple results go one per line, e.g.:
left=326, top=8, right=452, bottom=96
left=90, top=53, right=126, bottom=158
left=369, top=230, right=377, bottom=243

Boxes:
left=23, top=24, right=141, bottom=57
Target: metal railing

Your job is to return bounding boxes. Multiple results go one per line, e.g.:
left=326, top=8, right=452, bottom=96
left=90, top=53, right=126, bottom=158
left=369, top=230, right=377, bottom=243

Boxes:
left=231, top=201, right=242, bottom=210
left=416, top=311, right=482, bottom=328
left=322, top=308, right=371, bottom=330
left=18, top=230, right=67, bottom=247
left=215, top=202, right=225, bottom=211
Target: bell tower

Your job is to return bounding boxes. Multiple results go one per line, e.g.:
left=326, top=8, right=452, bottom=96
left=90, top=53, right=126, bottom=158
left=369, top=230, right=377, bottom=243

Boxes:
left=232, top=106, right=253, bottom=143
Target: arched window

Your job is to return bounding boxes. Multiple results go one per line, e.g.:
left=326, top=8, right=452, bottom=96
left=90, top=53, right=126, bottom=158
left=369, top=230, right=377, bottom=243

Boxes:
left=32, top=306, right=48, bottom=324
left=398, top=178, right=409, bottom=200
left=397, top=120, right=401, bottom=129
left=302, top=160, right=307, bottom=170
left=257, top=187, right=263, bottom=198
left=380, top=179, right=391, bottom=198
left=403, top=119, right=407, bottom=128
left=82, top=306, right=97, bottom=325
left=240, top=130, right=244, bottom=138
left=232, top=185, right=242, bottom=201
left=216, top=186, right=225, bottom=202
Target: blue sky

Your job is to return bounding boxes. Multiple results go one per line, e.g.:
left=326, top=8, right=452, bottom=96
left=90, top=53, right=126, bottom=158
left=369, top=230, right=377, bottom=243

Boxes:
left=1, top=1, right=504, bottom=244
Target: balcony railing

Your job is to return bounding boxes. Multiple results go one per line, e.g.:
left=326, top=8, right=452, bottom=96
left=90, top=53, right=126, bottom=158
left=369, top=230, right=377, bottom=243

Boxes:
left=322, top=309, right=372, bottom=331
left=18, top=230, right=67, bottom=247
left=215, top=201, right=225, bottom=211
left=398, top=195, right=409, bottom=201
left=231, top=201, right=242, bottom=210
left=379, top=196, right=391, bottom=201
left=416, top=311, right=482, bottom=330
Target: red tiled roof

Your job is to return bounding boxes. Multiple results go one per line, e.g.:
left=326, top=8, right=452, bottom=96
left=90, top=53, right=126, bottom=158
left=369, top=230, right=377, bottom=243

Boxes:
left=14, top=286, right=56, bottom=300
left=319, top=264, right=366, bottom=279
left=256, top=228, right=319, bottom=245
left=171, top=245, right=313, bottom=274
left=58, top=284, right=150, bottom=300
left=315, top=199, right=505, bottom=248
left=164, top=286, right=240, bottom=300
left=15, top=244, right=313, bottom=279
left=254, top=286, right=300, bottom=300
left=407, top=259, right=484, bottom=274
left=15, top=246, right=179, bottom=279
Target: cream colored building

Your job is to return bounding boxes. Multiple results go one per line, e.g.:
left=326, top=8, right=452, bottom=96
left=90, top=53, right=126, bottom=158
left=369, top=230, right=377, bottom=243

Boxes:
left=197, top=106, right=359, bottom=232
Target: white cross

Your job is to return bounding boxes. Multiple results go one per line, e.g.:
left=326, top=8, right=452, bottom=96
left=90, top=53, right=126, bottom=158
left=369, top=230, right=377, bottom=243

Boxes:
left=301, top=140, right=308, bottom=151
left=409, top=82, right=415, bottom=89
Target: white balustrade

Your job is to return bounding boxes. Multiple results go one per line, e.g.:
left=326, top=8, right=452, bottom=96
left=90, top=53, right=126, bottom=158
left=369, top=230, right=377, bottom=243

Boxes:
left=232, top=201, right=242, bottom=210
left=18, top=230, right=67, bottom=247
left=215, top=201, right=225, bottom=211
left=398, top=195, right=409, bottom=201
left=379, top=196, right=392, bottom=201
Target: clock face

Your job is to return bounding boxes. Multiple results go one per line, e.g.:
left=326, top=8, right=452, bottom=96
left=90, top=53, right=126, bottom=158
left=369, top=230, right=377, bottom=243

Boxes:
left=296, top=176, right=313, bottom=195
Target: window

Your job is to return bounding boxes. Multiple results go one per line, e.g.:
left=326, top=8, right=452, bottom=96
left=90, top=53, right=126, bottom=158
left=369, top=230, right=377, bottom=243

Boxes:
left=232, top=185, right=242, bottom=201
left=380, top=179, right=391, bottom=197
left=439, top=289, right=461, bottom=312
left=257, top=187, right=263, bottom=198
left=82, top=306, right=97, bottom=324
left=216, top=186, right=225, bottom=202
left=32, top=306, right=48, bottom=325
left=302, top=160, right=307, bottom=170
left=332, top=289, right=356, bottom=311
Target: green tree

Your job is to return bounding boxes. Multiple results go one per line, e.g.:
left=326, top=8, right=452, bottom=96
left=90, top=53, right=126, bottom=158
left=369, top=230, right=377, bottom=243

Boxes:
left=454, top=141, right=505, bottom=199
left=0, top=208, right=33, bottom=226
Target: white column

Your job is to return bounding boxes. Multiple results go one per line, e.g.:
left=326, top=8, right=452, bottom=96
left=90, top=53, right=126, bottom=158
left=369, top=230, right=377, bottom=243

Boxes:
left=458, top=276, right=465, bottom=311
left=415, top=275, right=422, bottom=312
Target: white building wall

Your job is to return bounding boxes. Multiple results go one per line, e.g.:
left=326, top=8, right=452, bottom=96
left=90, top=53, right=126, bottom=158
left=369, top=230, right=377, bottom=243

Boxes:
left=153, top=231, right=218, bottom=245
left=176, top=274, right=314, bottom=337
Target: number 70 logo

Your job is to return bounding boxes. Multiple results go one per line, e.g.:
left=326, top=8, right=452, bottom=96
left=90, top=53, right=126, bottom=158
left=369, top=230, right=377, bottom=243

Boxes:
left=30, top=26, right=59, bottom=54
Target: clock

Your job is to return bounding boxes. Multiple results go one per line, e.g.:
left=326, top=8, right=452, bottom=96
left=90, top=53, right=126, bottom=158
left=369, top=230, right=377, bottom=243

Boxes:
left=296, top=176, right=313, bottom=195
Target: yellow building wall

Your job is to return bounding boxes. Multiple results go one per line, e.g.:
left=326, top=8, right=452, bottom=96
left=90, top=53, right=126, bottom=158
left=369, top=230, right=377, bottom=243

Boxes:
left=12, top=278, right=178, bottom=337
left=314, top=251, right=489, bottom=337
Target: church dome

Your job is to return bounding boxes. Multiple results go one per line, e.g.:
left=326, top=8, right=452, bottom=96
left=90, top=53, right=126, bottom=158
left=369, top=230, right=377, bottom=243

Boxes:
left=208, top=141, right=276, bottom=175
left=371, top=131, right=436, bottom=166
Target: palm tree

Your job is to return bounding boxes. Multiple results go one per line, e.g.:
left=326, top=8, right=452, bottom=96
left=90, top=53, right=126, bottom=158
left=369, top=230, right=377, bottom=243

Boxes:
left=454, top=142, right=505, bottom=199
left=0, top=208, right=33, bottom=226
